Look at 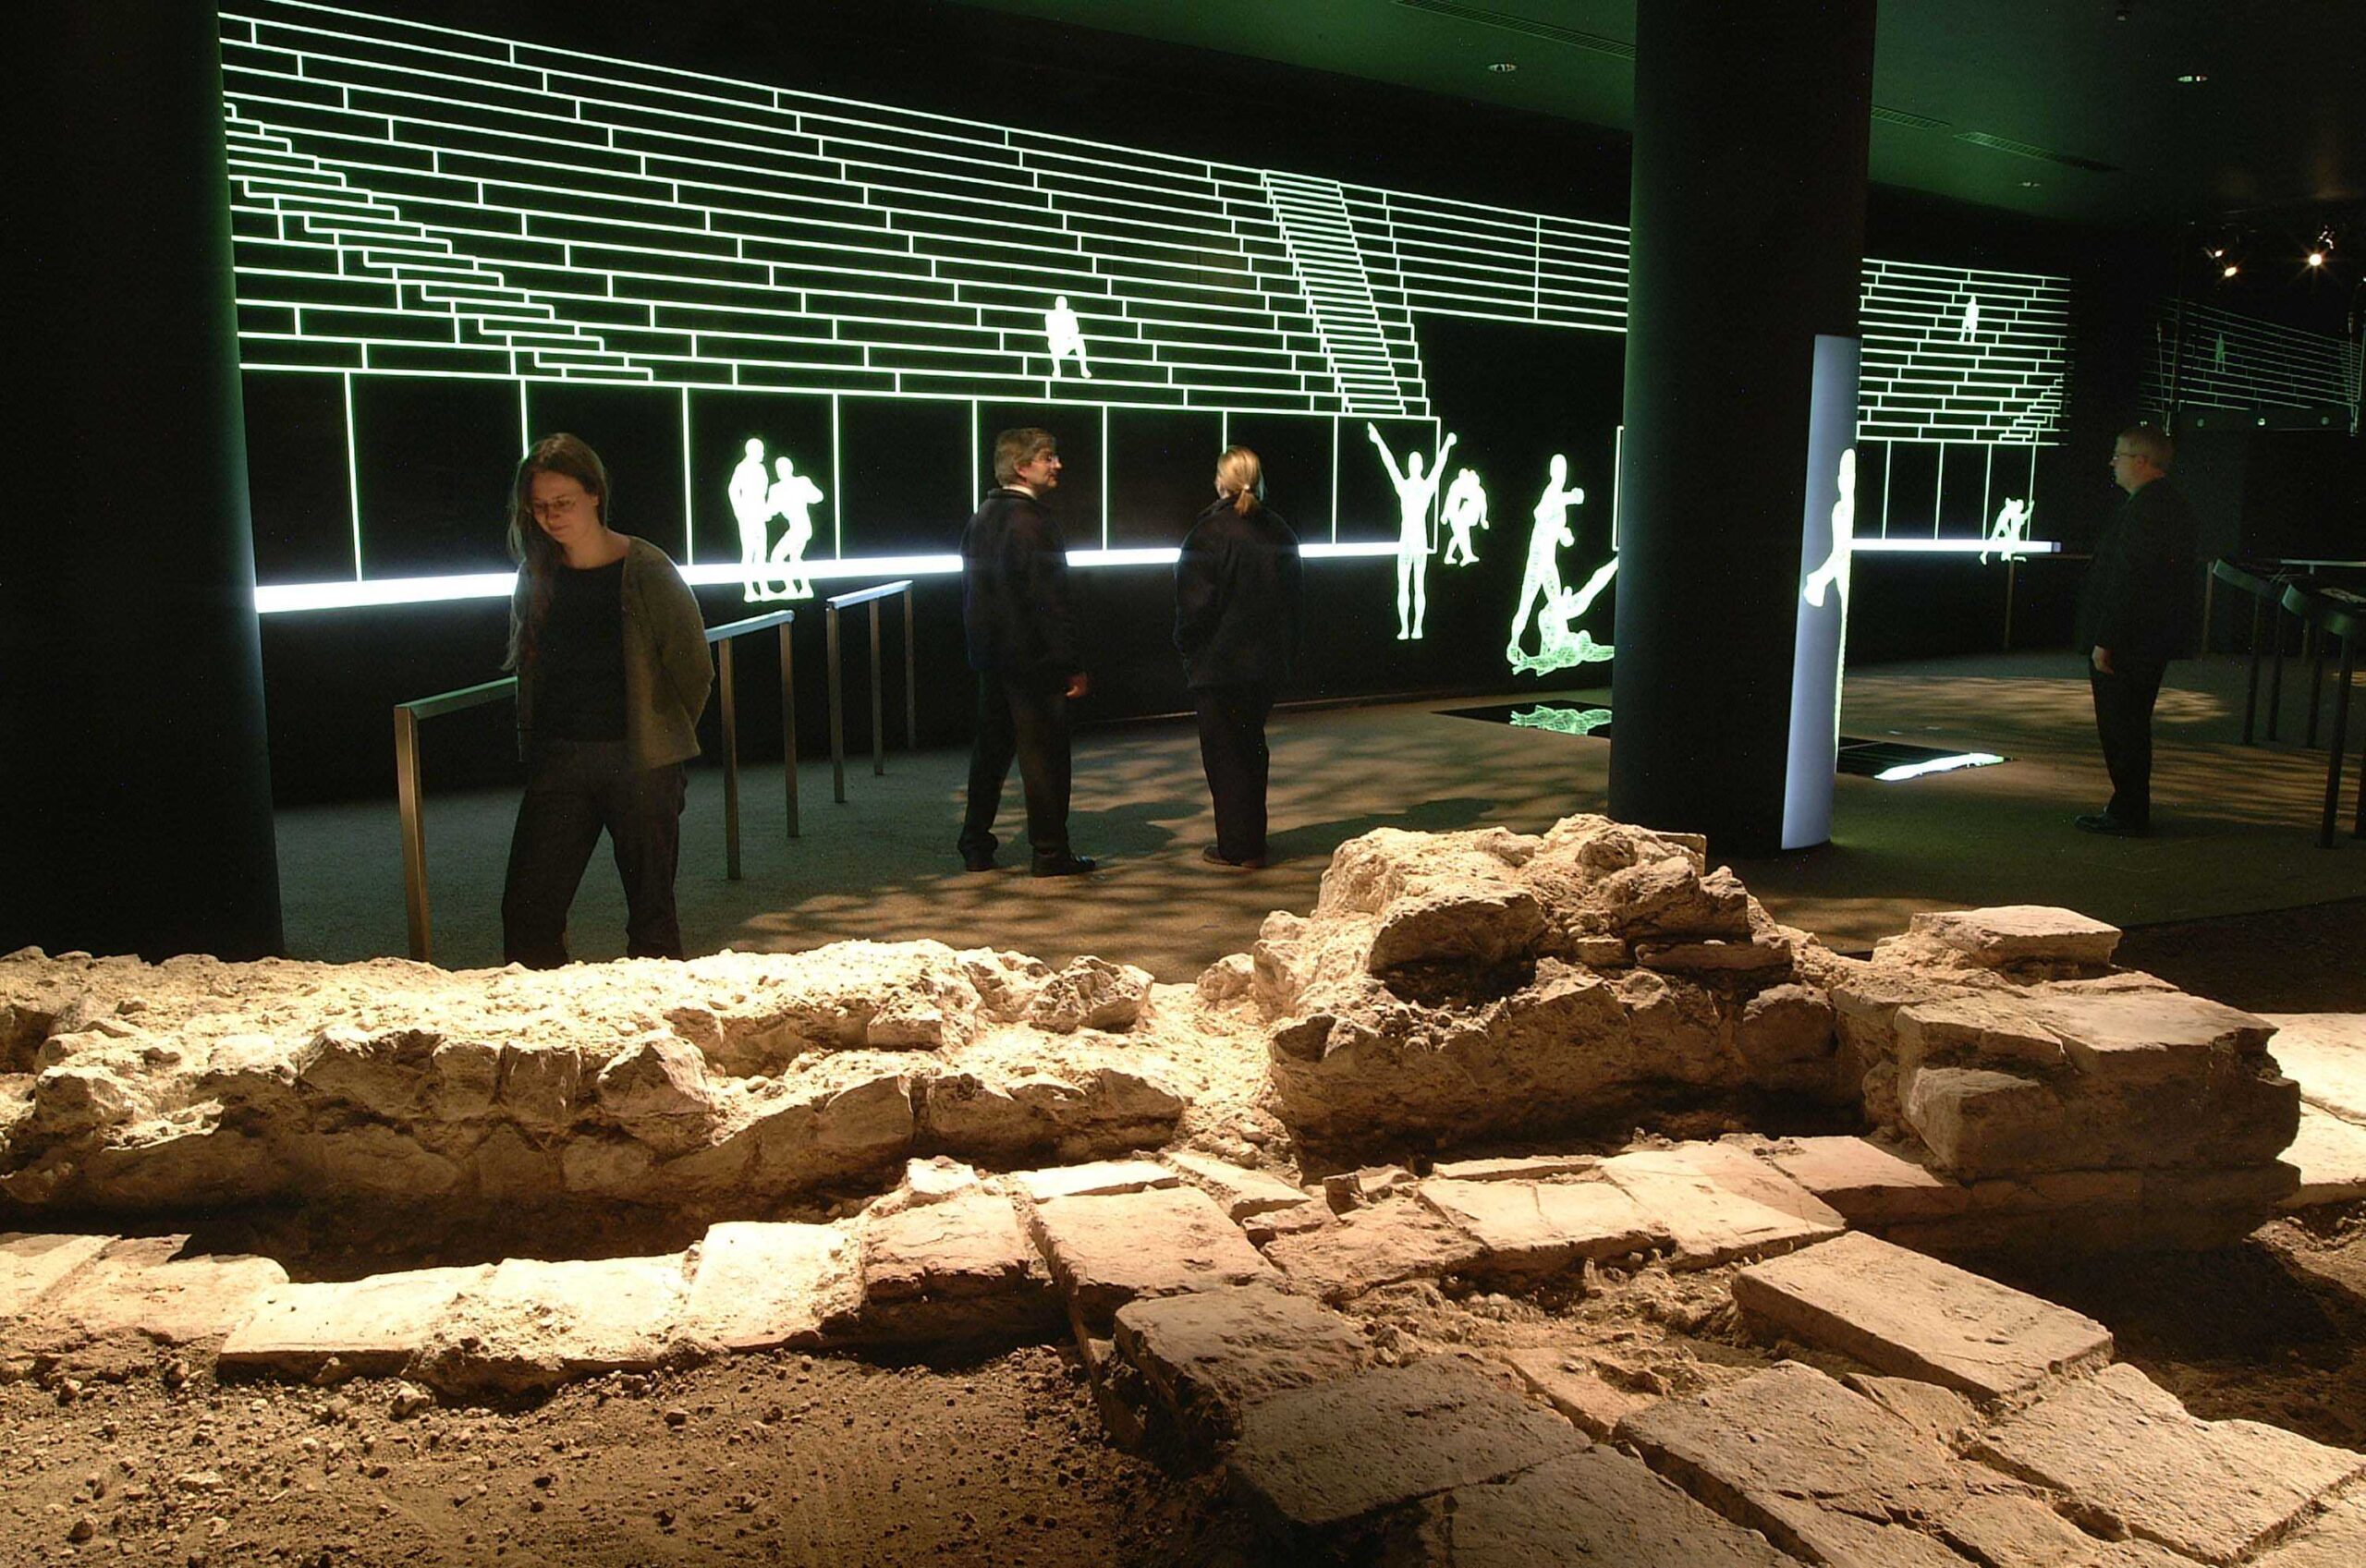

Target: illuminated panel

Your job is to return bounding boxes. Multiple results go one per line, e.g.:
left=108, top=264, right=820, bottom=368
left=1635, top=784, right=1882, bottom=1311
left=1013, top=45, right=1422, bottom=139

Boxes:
left=1857, top=261, right=2069, bottom=444
left=219, top=2, right=2077, bottom=611
left=2143, top=300, right=2363, bottom=421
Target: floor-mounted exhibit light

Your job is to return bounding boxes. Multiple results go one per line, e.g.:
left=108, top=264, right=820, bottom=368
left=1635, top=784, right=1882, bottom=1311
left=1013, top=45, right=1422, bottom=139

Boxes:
left=1509, top=705, right=1613, bottom=735
left=1781, top=334, right=1864, bottom=851
left=1874, top=751, right=2004, bottom=782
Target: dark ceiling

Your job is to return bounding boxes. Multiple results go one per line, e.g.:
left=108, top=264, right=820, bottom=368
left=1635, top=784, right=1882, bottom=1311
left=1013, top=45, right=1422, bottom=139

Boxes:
left=953, top=0, right=2365, bottom=230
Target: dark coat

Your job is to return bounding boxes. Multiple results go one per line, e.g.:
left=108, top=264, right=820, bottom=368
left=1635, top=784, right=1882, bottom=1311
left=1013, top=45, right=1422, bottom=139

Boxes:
left=1174, top=498, right=1303, bottom=689
left=2076, top=477, right=2201, bottom=664
left=961, top=486, right=1080, bottom=680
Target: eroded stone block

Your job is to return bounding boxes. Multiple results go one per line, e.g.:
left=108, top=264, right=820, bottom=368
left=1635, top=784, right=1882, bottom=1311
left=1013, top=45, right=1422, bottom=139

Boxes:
left=1907, top=906, right=2121, bottom=968
left=0, top=1232, right=114, bottom=1317
left=1396, top=1448, right=1793, bottom=1567
left=219, top=1265, right=492, bottom=1374
left=1027, top=1185, right=1274, bottom=1331
left=1262, top=1199, right=1486, bottom=1304
left=1415, top=1176, right=1666, bottom=1279
left=678, top=1222, right=856, bottom=1353
left=1596, top=1149, right=1842, bottom=1269
left=1755, top=1136, right=1969, bottom=1226
left=1229, top=1357, right=1586, bottom=1536
left=413, top=1255, right=688, bottom=1396
left=1734, top=1232, right=2112, bottom=1400
left=1161, top=1150, right=1311, bottom=1221
left=1971, top=1362, right=2366, bottom=1565
left=1112, top=1282, right=1368, bottom=1445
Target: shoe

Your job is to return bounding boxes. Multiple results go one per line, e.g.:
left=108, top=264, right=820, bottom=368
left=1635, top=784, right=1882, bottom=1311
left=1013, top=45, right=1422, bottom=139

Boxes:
left=958, top=836, right=997, bottom=872
left=2074, top=812, right=2150, bottom=837
left=1201, top=846, right=1267, bottom=870
left=1031, top=852, right=1098, bottom=878
left=961, top=852, right=996, bottom=873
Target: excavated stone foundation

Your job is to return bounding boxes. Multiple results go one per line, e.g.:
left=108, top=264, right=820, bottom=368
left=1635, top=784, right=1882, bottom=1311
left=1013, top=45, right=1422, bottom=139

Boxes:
left=0, top=814, right=2305, bottom=1253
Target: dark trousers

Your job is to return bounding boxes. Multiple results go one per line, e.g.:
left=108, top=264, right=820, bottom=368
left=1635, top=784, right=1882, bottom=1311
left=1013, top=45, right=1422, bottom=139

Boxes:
left=959, top=673, right=1072, bottom=858
left=1194, top=682, right=1276, bottom=861
left=2090, top=656, right=2167, bottom=828
left=502, top=740, right=688, bottom=967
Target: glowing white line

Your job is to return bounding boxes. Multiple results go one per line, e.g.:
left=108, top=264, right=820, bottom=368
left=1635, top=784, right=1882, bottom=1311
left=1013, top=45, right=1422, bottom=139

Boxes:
left=1874, top=752, right=2005, bottom=782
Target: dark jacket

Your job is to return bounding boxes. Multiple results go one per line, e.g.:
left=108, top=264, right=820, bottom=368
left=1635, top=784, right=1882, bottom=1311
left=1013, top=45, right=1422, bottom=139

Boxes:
left=961, top=487, right=1079, bottom=680
left=2076, top=477, right=2201, bottom=664
left=1174, top=498, right=1303, bottom=689
left=512, top=536, right=711, bottom=769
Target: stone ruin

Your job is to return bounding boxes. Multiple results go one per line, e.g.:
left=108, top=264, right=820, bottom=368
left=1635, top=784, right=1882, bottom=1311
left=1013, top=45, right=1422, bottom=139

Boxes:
left=0, top=813, right=2306, bottom=1254
left=6, top=814, right=2360, bottom=1562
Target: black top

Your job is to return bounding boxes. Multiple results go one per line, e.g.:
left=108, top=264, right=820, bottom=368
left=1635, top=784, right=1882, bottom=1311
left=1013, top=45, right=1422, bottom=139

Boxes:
left=1174, top=498, right=1303, bottom=689
left=2076, top=477, right=2201, bottom=664
left=960, top=487, right=1079, bottom=680
left=538, top=558, right=628, bottom=740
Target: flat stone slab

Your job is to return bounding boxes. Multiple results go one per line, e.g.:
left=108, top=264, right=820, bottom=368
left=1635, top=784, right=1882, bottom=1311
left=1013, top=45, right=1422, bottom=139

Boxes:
left=1161, top=1150, right=1309, bottom=1220
left=1011, top=1159, right=1176, bottom=1204
left=1971, top=1362, right=2366, bottom=1565
left=1842, top=1373, right=1979, bottom=1442
left=1428, top=1152, right=1599, bottom=1183
left=219, top=1264, right=493, bottom=1373
left=2285, top=1105, right=2366, bottom=1207
left=1896, top=991, right=2073, bottom=1073
left=2252, top=1492, right=2366, bottom=1568
left=1654, top=1140, right=1846, bottom=1228
left=2025, top=991, right=2277, bottom=1082
left=1596, top=1149, right=1844, bottom=1269
left=678, top=1222, right=857, bottom=1352
left=849, top=1186, right=1049, bottom=1343
left=1495, top=1346, right=1660, bottom=1439
left=1027, top=1185, right=1275, bottom=1331
left=34, top=1235, right=288, bottom=1345
left=1935, top=1492, right=2201, bottom=1568
left=1734, top=1231, right=2113, bottom=1400
left=1618, top=1361, right=1983, bottom=1561
left=0, top=1232, right=114, bottom=1317
left=1754, top=1136, right=1969, bottom=1225
left=2264, top=1013, right=2366, bottom=1124
left=1908, top=906, right=2120, bottom=967
left=1398, top=1448, right=1794, bottom=1566
left=1415, top=1176, right=1667, bottom=1278
left=1228, top=1357, right=1587, bottom=1535
left=1112, top=1282, right=1368, bottom=1444
left=414, top=1254, right=688, bottom=1395
left=1261, top=1199, right=1486, bottom=1304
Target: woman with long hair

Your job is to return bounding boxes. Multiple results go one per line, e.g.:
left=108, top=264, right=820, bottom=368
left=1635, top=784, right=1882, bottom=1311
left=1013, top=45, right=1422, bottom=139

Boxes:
left=1174, top=446, right=1302, bottom=869
left=500, top=433, right=712, bottom=966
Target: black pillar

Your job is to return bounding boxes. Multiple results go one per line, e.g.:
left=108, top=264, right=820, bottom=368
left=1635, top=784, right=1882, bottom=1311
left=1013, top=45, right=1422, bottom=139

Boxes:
left=1609, top=2, right=1876, bottom=855
left=9, top=6, right=284, bottom=958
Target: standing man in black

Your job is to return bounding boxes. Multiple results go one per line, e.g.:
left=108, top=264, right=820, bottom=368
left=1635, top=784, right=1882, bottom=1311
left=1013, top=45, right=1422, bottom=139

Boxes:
left=2075, top=422, right=2200, bottom=836
left=957, top=427, right=1097, bottom=877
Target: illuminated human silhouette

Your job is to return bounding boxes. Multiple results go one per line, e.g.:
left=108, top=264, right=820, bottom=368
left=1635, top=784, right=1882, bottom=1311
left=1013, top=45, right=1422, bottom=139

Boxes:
left=1506, top=454, right=1582, bottom=664
left=1367, top=422, right=1455, bottom=639
left=729, top=437, right=788, bottom=602
left=1045, top=295, right=1092, bottom=380
left=1508, top=556, right=1617, bottom=675
left=1980, top=495, right=2034, bottom=565
left=1440, top=468, right=1489, bottom=565
left=1959, top=296, right=1979, bottom=343
left=1801, top=447, right=1858, bottom=611
left=764, top=456, right=824, bottom=600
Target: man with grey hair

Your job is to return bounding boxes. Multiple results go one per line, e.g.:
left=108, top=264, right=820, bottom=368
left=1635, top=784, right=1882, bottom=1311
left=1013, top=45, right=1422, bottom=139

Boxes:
left=2075, top=421, right=2199, bottom=836
left=957, top=427, right=1095, bottom=876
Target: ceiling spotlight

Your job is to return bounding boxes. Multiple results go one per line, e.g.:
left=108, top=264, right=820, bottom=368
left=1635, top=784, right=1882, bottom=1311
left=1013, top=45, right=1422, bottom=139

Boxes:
left=2221, top=262, right=2240, bottom=279
left=2177, top=73, right=2208, bottom=84
left=2306, top=250, right=2326, bottom=268
left=1486, top=61, right=1518, bottom=74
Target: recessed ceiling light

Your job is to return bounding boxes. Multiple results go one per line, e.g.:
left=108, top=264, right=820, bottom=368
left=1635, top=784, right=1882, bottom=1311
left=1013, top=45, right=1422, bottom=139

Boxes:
left=1486, top=61, right=1518, bottom=74
left=2177, top=73, right=2208, bottom=84
left=2019, top=180, right=2042, bottom=188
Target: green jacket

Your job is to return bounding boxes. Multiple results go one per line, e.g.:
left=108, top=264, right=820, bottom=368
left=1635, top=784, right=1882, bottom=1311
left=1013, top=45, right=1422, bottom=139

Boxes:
left=512, top=536, right=712, bottom=770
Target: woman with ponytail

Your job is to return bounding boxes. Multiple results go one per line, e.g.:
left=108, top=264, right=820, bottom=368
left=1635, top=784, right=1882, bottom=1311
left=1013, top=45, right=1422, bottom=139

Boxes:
left=500, top=433, right=712, bottom=966
left=1174, top=446, right=1302, bottom=869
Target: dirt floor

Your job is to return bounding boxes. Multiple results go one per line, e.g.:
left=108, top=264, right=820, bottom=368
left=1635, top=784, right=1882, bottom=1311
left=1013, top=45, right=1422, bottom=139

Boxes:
left=6, top=899, right=2366, bottom=1566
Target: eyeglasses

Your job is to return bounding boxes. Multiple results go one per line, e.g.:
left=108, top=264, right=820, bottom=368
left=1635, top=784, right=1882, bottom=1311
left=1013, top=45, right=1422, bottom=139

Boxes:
left=530, top=494, right=590, bottom=519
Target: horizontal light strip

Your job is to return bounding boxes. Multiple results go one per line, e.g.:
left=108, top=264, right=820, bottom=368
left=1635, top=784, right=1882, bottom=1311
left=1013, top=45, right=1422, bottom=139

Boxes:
left=254, top=538, right=2024, bottom=614
left=1875, top=752, right=2006, bottom=782
left=1853, top=539, right=2062, bottom=554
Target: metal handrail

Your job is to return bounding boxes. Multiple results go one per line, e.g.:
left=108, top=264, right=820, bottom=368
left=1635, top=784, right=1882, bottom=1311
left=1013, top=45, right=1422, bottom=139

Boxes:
left=394, top=607, right=798, bottom=964
left=823, top=580, right=918, bottom=803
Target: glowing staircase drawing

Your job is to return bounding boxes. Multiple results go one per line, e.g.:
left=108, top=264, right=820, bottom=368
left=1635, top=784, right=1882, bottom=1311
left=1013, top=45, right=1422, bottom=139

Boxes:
left=1858, top=262, right=2067, bottom=444
left=224, top=108, right=647, bottom=381
left=1260, top=172, right=1416, bottom=417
